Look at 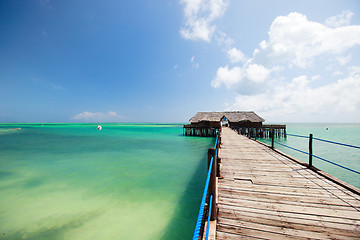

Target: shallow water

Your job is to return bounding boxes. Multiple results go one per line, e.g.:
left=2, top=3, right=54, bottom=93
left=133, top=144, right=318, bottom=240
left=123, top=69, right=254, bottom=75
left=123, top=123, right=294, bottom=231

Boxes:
left=0, top=123, right=214, bottom=240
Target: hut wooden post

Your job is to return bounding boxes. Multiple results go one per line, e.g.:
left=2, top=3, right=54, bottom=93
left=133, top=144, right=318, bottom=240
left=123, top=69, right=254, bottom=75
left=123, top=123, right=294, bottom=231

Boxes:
left=271, top=129, right=275, bottom=149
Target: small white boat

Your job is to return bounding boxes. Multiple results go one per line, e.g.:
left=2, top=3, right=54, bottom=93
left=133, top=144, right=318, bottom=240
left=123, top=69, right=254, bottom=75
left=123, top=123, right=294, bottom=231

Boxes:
left=97, top=125, right=102, bottom=130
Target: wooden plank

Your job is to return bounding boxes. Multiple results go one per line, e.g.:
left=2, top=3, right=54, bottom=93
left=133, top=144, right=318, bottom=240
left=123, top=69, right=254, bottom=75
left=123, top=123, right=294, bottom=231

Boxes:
left=218, top=187, right=360, bottom=207
left=220, top=179, right=352, bottom=192
left=217, top=218, right=358, bottom=240
left=218, top=182, right=359, bottom=200
left=221, top=170, right=360, bottom=190
left=218, top=191, right=360, bottom=211
left=216, top=231, right=265, bottom=240
left=218, top=197, right=360, bottom=220
left=218, top=189, right=360, bottom=208
left=219, top=203, right=360, bottom=227
left=218, top=209, right=360, bottom=237
left=220, top=174, right=343, bottom=186
left=218, top=222, right=318, bottom=240
left=218, top=170, right=320, bottom=178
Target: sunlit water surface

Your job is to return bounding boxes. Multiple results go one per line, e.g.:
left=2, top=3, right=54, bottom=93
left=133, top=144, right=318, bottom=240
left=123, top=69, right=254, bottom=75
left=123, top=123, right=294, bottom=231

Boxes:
left=0, top=123, right=213, bottom=240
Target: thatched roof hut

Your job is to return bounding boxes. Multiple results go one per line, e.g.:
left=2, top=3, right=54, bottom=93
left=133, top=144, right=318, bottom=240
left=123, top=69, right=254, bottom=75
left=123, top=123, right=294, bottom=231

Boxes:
left=189, top=111, right=264, bottom=124
left=184, top=111, right=265, bottom=136
left=184, top=111, right=286, bottom=137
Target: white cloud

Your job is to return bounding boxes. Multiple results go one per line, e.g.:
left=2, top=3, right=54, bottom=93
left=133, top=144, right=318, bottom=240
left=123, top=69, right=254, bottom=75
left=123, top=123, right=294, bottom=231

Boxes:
left=107, top=111, right=117, bottom=117
left=211, top=11, right=360, bottom=121
left=212, top=11, right=359, bottom=89
left=211, top=63, right=271, bottom=90
left=245, top=64, right=270, bottom=83
left=252, top=12, right=360, bottom=69
left=212, top=65, right=242, bottom=88
left=227, top=47, right=246, bottom=63
left=325, top=10, right=354, bottom=28
left=180, top=0, right=228, bottom=42
left=71, top=111, right=122, bottom=122
left=228, top=70, right=360, bottom=121
left=215, top=31, right=234, bottom=47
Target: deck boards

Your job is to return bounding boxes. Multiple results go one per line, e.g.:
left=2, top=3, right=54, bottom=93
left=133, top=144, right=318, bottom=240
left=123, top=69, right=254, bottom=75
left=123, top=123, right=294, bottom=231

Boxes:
left=216, top=128, right=360, bottom=239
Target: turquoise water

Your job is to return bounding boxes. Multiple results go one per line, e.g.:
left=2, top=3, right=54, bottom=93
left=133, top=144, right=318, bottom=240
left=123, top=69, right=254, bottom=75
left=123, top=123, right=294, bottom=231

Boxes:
left=1, top=123, right=359, bottom=240
left=258, top=123, right=360, bottom=189
left=0, top=123, right=214, bottom=240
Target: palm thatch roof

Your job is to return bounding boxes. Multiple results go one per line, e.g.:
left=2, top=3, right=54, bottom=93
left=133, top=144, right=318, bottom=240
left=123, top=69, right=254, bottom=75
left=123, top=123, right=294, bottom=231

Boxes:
left=189, top=111, right=265, bottom=123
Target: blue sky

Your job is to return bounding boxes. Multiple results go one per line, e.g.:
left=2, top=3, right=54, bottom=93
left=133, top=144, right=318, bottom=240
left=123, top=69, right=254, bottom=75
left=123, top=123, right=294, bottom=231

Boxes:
left=1, top=0, right=360, bottom=123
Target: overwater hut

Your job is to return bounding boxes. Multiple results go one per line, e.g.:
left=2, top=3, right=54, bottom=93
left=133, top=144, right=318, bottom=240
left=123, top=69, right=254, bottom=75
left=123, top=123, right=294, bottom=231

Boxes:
left=183, top=111, right=265, bottom=137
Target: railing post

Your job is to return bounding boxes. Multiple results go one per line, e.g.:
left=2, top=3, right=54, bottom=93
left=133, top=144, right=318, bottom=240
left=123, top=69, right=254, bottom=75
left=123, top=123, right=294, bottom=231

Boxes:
left=271, top=129, right=274, bottom=149
left=217, top=136, right=221, bottom=156
left=216, top=134, right=222, bottom=178
left=309, top=133, right=313, bottom=168
left=207, top=148, right=213, bottom=170
left=208, top=148, right=217, bottom=221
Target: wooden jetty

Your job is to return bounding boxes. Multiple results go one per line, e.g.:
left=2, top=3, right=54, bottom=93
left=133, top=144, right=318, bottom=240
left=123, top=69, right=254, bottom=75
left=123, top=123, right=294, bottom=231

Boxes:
left=210, top=127, right=360, bottom=239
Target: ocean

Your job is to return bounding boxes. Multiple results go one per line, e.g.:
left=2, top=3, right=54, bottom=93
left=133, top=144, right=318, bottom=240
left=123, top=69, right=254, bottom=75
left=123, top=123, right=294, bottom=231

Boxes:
left=0, top=123, right=213, bottom=240
left=0, top=123, right=359, bottom=239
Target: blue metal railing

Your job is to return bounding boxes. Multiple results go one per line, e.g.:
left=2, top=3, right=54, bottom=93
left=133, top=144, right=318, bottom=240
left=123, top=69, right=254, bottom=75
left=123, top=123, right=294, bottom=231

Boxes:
left=237, top=127, right=359, bottom=176
left=286, top=133, right=308, bottom=139
left=312, top=154, right=360, bottom=174
left=205, top=195, right=213, bottom=240
left=192, top=156, right=213, bottom=239
left=274, top=140, right=309, bottom=156
left=313, top=137, right=360, bottom=149
left=192, top=133, right=219, bottom=240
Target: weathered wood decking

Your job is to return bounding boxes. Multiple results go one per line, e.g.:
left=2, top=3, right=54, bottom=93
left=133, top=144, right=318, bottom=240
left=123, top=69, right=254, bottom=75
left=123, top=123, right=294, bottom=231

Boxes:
left=216, top=127, right=360, bottom=239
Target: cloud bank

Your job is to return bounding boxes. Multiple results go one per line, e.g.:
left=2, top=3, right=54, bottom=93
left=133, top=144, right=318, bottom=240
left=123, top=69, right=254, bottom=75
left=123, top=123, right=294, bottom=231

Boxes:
left=211, top=11, right=360, bottom=122
left=71, top=111, right=122, bottom=122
